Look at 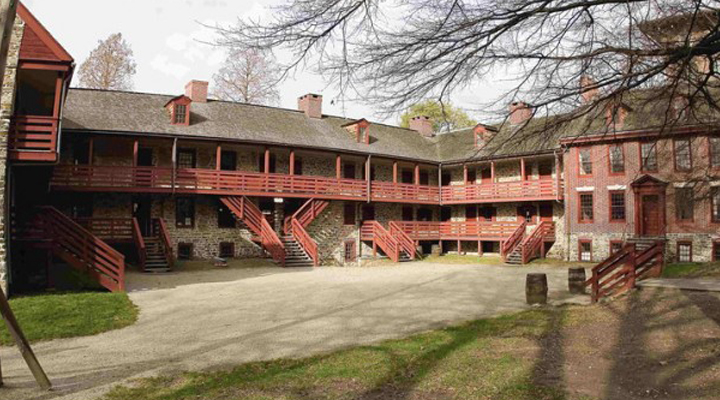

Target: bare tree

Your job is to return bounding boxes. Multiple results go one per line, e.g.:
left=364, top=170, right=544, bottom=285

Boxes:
left=212, top=48, right=280, bottom=105
left=215, top=1, right=720, bottom=131
left=78, top=33, right=137, bottom=90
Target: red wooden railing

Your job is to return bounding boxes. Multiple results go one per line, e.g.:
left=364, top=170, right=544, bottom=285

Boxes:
left=76, top=218, right=134, bottom=241
left=221, top=196, right=285, bottom=266
left=153, top=218, right=175, bottom=269
left=585, top=241, right=665, bottom=302
left=520, top=221, right=555, bottom=264
left=8, top=115, right=59, bottom=161
left=392, top=221, right=523, bottom=241
left=389, top=221, right=416, bottom=259
left=291, top=218, right=319, bottom=266
left=441, top=180, right=562, bottom=203
left=371, top=181, right=439, bottom=204
left=283, top=198, right=329, bottom=234
left=38, top=206, right=125, bottom=292
left=50, top=165, right=562, bottom=205
left=361, top=221, right=400, bottom=262
left=131, top=217, right=147, bottom=271
left=501, top=221, right=527, bottom=261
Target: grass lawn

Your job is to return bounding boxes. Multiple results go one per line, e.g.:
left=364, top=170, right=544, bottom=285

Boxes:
left=100, top=288, right=720, bottom=400
left=661, top=261, right=720, bottom=278
left=0, top=291, right=138, bottom=345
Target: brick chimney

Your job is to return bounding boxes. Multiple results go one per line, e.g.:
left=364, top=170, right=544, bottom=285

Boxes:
left=409, top=115, right=434, bottom=137
left=508, top=101, right=533, bottom=125
left=185, top=80, right=208, bottom=103
left=298, top=93, right=323, bottom=118
left=579, top=75, right=598, bottom=103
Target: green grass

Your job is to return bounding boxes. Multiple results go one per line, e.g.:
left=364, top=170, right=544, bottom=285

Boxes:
left=662, top=262, right=720, bottom=278
left=421, top=254, right=505, bottom=264
left=0, top=292, right=138, bottom=345
left=103, top=309, right=578, bottom=400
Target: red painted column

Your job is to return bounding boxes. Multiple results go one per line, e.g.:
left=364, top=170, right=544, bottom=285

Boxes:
left=463, top=164, right=468, bottom=185
left=289, top=150, right=295, bottom=175
left=264, top=148, right=270, bottom=173
left=132, top=140, right=138, bottom=167
left=336, top=155, right=342, bottom=179
left=393, top=161, right=398, bottom=184
left=520, top=158, right=526, bottom=181
left=414, top=164, right=420, bottom=185
left=216, top=144, right=222, bottom=170
left=88, top=137, right=94, bottom=166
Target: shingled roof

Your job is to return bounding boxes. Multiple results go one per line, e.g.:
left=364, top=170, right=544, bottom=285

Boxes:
left=62, top=86, right=720, bottom=165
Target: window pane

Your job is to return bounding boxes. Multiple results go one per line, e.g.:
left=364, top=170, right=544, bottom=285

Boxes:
left=641, top=142, right=657, bottom=171
left=580, top=242, right=592, bottom=262
left=675, top=188, right=694, bottom=221
left=711, top=137, right=720, bottom=168
left=610, top=192, right=625, bottom=221
left=609, top=145, right=624, bottom=173
left=713, top=188, right=720, bottom=222
left=176, top=198, right=195, bottom=228
left=580, top=194, right=593, bottom=221
left=610, top=241, right=623, bottom=254
left=579, top=149, right=592, bottom=175
left=177, top=149, right=196, bottom=168
left=674, top=139, right=692, bottom=171
left=677, top=243, right=691, bottom=262
left=174, top=104, right=186, bottom=124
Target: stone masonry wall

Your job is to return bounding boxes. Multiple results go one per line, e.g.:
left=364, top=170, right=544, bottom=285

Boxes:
left=0, top=18, right=24, bottom=293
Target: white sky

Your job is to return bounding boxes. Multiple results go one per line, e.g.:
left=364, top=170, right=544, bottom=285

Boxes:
left=23, top=0, right=511, bottom=125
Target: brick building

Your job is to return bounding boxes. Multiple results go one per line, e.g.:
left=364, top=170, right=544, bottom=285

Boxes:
left=1, top=4, right=718, bottom=294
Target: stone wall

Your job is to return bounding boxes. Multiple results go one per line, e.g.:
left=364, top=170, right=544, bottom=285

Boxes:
left=0, top=18, right=24, bottom=293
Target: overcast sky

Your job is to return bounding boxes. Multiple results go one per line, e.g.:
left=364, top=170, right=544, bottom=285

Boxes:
left=24, top=0, right=511, bottom=125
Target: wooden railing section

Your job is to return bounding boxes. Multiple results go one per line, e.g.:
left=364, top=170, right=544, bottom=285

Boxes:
left=221, top=196, right=285, bottom=266
left=76, top=218, right=134, bottom=241
left=501, top=221, right=527, bottom=261
left=9, top=115, right=59, bottom=162
left=441, top=179, right=562, bottom=203
left=291, top=218, right=319, bottom=266
left=37, top=207, right=125, bottom=292
left=51, top=165, right=563, bottom=205
left=153, top=218, right=175, bottom=269
left=361, top=221, right=400, bottom=262
left=283, top=198, right=329, bottom=235
left=520, top=221, right=555, bottom=264
left=389, top=222, right=416, bottom=259
left=131, top=217, right=147, bottom=272
left=585, top=241, right=665, bottom=303
left=391, top=221, right=524, bottom=241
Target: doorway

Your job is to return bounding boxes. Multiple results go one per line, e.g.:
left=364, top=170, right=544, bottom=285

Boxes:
left=132, top=197, right=152, bottom=236
left=641, top=195, right=662, bottom=236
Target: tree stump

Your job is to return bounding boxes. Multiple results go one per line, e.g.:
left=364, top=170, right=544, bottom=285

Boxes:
left=526, top=273, right=548, bottom=305
left=568, top=267, right=586, bottom=294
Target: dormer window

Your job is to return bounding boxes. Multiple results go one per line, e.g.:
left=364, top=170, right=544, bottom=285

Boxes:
left=165, top=95, right=192, bottom=126
left=174, top=104, right=187, bottom=124
left=341, top=118, right=371, bottom=144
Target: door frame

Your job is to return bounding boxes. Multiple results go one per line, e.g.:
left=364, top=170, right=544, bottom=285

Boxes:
left=631, top=175, right=667, bottom=237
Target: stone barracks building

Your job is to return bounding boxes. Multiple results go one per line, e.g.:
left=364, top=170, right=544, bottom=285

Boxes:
left=1, top=4, right=719, bottom=294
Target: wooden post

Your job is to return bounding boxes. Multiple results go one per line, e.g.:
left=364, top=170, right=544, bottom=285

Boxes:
left=264, top=148, right=270, bottom=173
left=520, top=158, right=526, bottom=181
left=478, top=240, right=482, bottom=256
left=463, top=164, right=468, bottom=184
left=393, top=161, right=398, bottom=184
left=215, top=144, right=222, bottom=170
left=490, top=161, right=496, bottom=182
left=52, top=75, right=63, bottom=118
left=366, top=155, right=372, bottom=202
left=555, top=152, right=562, bottom=200
left=289, top=150, right=295, bottom=175
left=336, top=154, right=342, bottom=179
left=414, top=163, right=420, bottom=185
left=438, top=163, right=443, bottom=205
left=132, top=139, right=139, bottom=167
left=0, top=287, right=52, bottom=390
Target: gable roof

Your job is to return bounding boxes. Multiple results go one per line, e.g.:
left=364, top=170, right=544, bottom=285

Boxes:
left=17, top=2, right=73, bottom=63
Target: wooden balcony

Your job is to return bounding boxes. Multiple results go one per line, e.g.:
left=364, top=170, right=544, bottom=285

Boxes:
left=389, top=221, right=528, bottom=241
left=51, top=165, right=562, bottom=205
left=9, top=115, right=60, bottom=162
left=441, top=179, right=563, bottom=204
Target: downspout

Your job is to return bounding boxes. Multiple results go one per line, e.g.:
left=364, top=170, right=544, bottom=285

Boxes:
left=171, top=138, right=177, bottom=194
left=557, top=147, right=571, bottom=261
left=54, top=75, right=68, bottom=165
left=366, top=155, right=371, bottom=203
left=438, top=163, right=443, bottom=206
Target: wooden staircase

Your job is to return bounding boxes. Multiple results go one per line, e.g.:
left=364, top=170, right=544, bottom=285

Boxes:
left=17, top=207, right=126, bottom=292
left=132, top=218, right=174, bottom=272
left=501, top=221, right=527, bottom=264
left=585, top=240, right=665, bottom=302
left=361, top=221, right=413, bottom=262
left=282, top=199, right=329, bottom=267
left=220, top=196, right=285, bottom=266
left=505, top=221, right=555, bottom=265
left=281, top=235, right=315, bottom=267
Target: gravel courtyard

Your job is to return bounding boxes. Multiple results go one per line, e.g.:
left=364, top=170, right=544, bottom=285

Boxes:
left=1, top=261, right=584, bottom=400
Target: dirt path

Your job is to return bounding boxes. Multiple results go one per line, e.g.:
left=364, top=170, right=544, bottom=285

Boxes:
left=0, top=263, right=580, bottom=400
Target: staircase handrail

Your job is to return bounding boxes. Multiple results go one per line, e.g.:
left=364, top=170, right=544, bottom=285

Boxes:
left=520, top=221, right=552, bottom=264
left=131, top=217, right=147, bottom=271
left=501, top=220, right=527, bottom=261
left=39, top=206, right=125, bottom=291
left=363, top=221, right=400, bottom=262
left=291, top=217, right=319, bottom=266
left=389, top=221, right=416, bottom=259
left=260, top=217, right=285, bottom=266
left=155, top=218, right=175, bottom=269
